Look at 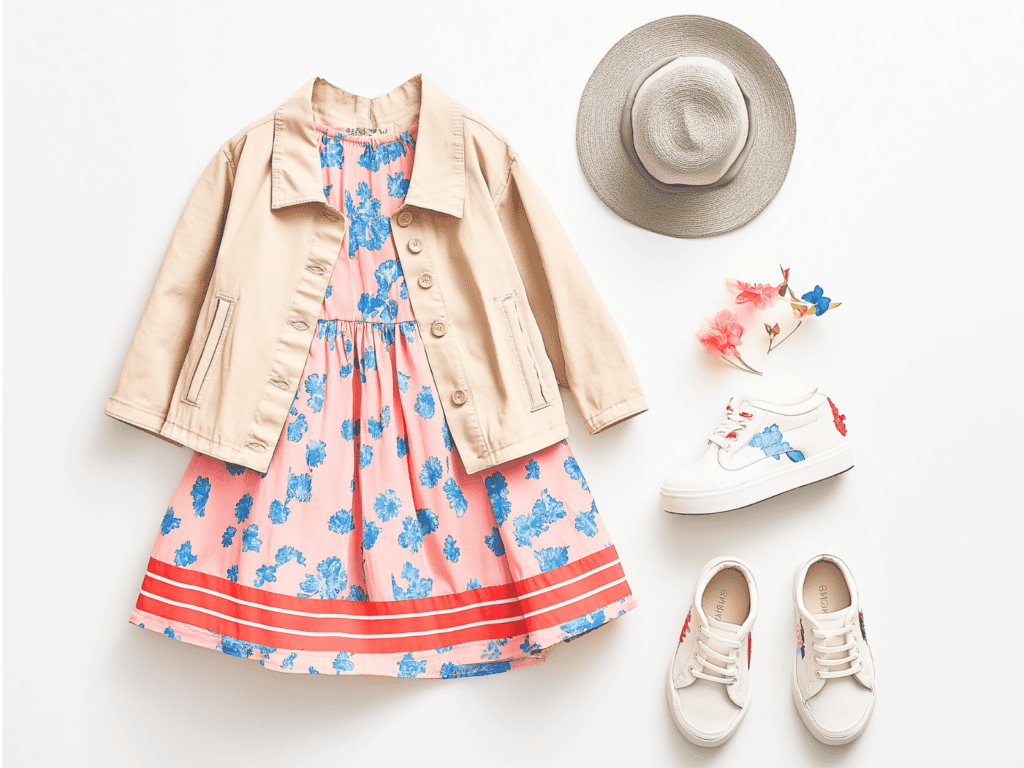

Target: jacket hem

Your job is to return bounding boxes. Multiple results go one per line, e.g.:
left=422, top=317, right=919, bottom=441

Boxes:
left=584, top=393, right=649, bottom=435
left=463, top=422, right=570, bottom=474
left=104, top=398, right=185, bottom=449
left=159, top=421, right=272, bottom=474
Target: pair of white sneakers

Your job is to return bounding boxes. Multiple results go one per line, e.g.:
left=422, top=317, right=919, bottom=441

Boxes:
left=667, top=554, right=876, bottom=747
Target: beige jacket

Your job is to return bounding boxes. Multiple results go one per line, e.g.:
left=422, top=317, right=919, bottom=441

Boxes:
left=105, top=75, right=648, bottom=474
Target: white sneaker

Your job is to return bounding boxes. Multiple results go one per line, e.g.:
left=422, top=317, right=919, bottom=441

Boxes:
left=792, top=554, right=876, bottom=745
left=667, top=556, right=757, bottom=747
left=661, top=389, right=854, bottom=514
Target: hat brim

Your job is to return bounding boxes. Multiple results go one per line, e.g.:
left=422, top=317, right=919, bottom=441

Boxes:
left=576, top=15, right=796, bottom=238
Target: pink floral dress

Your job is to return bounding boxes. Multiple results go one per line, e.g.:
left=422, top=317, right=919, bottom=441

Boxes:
left=128, top=121, right=637, bottom=678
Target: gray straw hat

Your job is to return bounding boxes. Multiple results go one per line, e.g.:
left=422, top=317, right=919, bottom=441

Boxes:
left=576, top=15, right=796, bottom=238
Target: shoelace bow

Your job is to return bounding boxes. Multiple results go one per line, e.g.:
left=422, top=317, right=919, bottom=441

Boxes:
left=708, top=405, right=754, bottom=449
left=691, top=623, right=742, bottom=685
left=811, top=622, right=862, bottom=679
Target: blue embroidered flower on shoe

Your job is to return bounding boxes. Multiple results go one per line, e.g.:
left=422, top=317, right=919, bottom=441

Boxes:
left=748, top=424, right=806, bottom=462
left=801, top=285, right=833, bottom=315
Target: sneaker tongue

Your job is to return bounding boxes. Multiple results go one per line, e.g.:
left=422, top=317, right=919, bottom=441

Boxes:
left=706, top=615, right=741, bottom=639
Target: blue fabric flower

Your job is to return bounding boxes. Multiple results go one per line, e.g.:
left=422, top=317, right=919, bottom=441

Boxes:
left=387, top=171, right=410, bottom=198
left=297, top=556, right=347, bottom=599
left=363, top=520, right=381, bottom=549
left=341, top=418, right=359, bottom=441
left=268, top=499, right=291, bottom=525
left=234, top=493, right=253, bottom=524
left=525, top=460, right=540, bottom=480
left=484, top=527, right=505, bottom=557
left=280, top=652, right=297, bottom=670
left=320, top=136, right=344, bottom=168
left=254, top=564, right=278, bottom=588
left=513, top=489, right=566, bottom=547
left=484, top=472, right=512, bottom=526
left=520, top=635, right=541, bottom=654
left=533, top=546, right=569, bottom=573
left=396, top=652, right=426, bottom=678
left=241, top=524, right=262, bottom=553
left=443, top=534, right=460, bottom=562
left=560, top=609, right=606, bottom=639
left=441, top=418, right=452, bottom=451
left=397, top=371, right=411, bottom=393
left=191, top=476, right=211, bottom=517
left=221, top=526, right=237, bottom=547
left=275, top=545, right=306, bottom=566
left=360, top=444, right=374, bottom=469
left=333, top=652, right=355, bottom=673
left=466, top=578, right=482, bottom=590
left=358, top=138, right=409, bottom=172
left=163, top=626, right=181, bottom=640
left=287, top=470, right=312, bottom=503
left=420, top=457, right=443, bottom=488
left=563, top=457, right=589, bottom=491
left=306, top=439, right=327, bottom=468
left=345, top=181, right=391, bottom=256
left=398, top=516, right=425, bottom=553
left=287, top=414, right=308, bottom=442
left=328, top=508, right=354, bottom=535
left=174, top=541, right=197, bottom=568
left=417, top=507, right=439, bottom=536
left=347, top=585, right=368, bottom=601
left=575, top=501, right=599, bottom=537
left=396, top=435, right=409, bottom=458
left=225, top=462, right=246, bottom=476
left=444, top=477, right=468, bottom=517
left=160, top=507, right=181, bottom=535
left=392, top=562, right=434, bottom=600
left=374, top=490, right=401, bottom=522
left=415, top=386, right=435, bottom=419
left=226, top=565, right=238, bottom=583
left=304, top=373, right=326, bottom=413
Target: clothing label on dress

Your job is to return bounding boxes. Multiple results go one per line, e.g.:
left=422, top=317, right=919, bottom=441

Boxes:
left=344, top=124, right=398, bottom=136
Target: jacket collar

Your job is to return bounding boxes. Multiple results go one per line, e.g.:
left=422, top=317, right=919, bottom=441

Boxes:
left=271, top=74, right=465, bottom=218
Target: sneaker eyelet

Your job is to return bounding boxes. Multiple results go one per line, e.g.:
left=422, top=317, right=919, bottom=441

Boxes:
left=814, top=670, right=822, bottom=679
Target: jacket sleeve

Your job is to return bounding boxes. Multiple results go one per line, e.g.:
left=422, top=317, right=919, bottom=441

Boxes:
left=104, top=140, right=236, bottom=444
left=495, top=151, right=648, bottom=434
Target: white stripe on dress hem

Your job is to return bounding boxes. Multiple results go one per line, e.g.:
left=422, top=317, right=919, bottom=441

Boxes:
left=139, top=576, right=628, bottom=640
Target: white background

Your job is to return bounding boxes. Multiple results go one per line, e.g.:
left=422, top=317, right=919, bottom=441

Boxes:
left=4, top=1, right=1022, bottom=765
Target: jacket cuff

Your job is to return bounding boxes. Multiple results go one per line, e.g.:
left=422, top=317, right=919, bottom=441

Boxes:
left=104, top=397, right=184, bottom=448
left=584, top=392, right=649, bottom=435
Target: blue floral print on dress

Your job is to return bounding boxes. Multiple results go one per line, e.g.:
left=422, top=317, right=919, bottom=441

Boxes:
left=163, top=626, right=181, bottom=640
left=328, top=508, right=354, bottom=535
left=174, top=541, right=197, bottom=568
left=533, top=546, right=569, bottom=572
left=191, top=477, right=211, bottom=517
left=226, top=565, right=238, bottom=583
left=444, top=477, right=468, bottom=517
left=484, top=527, right=505, bottom=557
left=234, top=494, right=253, bottom=524
left=563, top=458, right=589, bottom=491
left=160, top=507, right=181, bottom=535
left=225, top=463, right=246, bottom=476
left=575, top=502, right=599, bottom=537
left=287, top=413, right=308, bottom=442
left=440, top=661, right=512, bottom=679
left=321, top=135, right=344, bottom=169
left=560, top=609, right=606, bottom=639
left=485, top=472, right=512, bottom=526
left=748, top=424, right=805, bottom=462
left=363, top=520, right=381, bottom=549
left=443, top=534, right=460, bottom=562
left=306, top=439, right=327, bottom=468
left=358, top=136, right=410, bottom=172
left=333, top=652, right=355, bottom=673
left=345, top=181, right=391, bottom=257
left=305, top=374, right=326, bottom=413
left=513, top=490, right=566, bottom=547
left=221, top=526, right=237, bottom=547
left=397, top=652, right=426, bottom=678
left=280, top=652, right=297, bottom=670
left=420, top=457, right=443, bottom=488
left=392, top=562, right=433, bottom=600
left=525, top=460, right=540, bottom=480
left=374, top=490, right=401, bottom=522
left=415, top=386, right=435, bottom=419
left=241, top=524, right=262, bottom=553
left=298, top=556, right=347, bottom=599
left=387, top=171, right=410, bottom=198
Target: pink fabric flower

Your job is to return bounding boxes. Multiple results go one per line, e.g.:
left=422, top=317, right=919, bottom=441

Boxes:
left=728, top=279, right=784, bottom=309
left=697, top=309, right=745, bottom=358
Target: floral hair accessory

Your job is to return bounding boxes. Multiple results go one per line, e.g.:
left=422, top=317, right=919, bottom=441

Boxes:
left=697, top=266, right=842, bottom=372
left=696, top=309, right=762, bottom=375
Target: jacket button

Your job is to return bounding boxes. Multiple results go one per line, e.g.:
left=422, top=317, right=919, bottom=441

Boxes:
left=431, top=320, right=447, bottom=338
left=397, top=211, right=413, bottom=227
left=408, top=237, right=423, bottom=253
left=418, top=272, right=434, bottom=289
left=451, top=389, right=468, bottom=405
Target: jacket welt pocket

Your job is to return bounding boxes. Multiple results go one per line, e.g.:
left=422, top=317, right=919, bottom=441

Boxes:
left=497, top=291, right=550, bottom=412
left=183, top=294, right=235, bottom=405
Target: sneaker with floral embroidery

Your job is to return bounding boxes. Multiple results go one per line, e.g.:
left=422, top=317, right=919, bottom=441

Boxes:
left=667, top=556, right=757, bottom=747
left=661, top=389, right=853, bottom=515
left=792, top=554, right=875, bottom=745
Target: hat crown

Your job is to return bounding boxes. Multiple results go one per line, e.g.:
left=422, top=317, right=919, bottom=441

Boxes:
left=631, top=57, right=749, bottom=186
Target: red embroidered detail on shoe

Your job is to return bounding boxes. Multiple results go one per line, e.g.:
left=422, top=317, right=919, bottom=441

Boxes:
left=748, top=633, right=752, bottom=665
left=727, top=432, right=737, bottom=439
left=726, top=406, right=733, bottom=412
left=680, top=610, right=692, bottom=642
left=827, top=397, right=847, bottom=436
left=740, top=412, right=752, bottom=418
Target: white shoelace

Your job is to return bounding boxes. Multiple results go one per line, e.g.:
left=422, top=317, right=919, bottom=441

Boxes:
left=690, top=623, right=742, bottom=685
left=708, top=405, right=754, bottom=449
left=811, top=622, right=862, bottom=679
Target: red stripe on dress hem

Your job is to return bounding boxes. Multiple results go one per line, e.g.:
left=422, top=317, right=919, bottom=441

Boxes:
left=135, top=580, right=632, bottom=654
left=143, top=545, right=620, bottom=616
left=139, top=561, right=626, bottom=636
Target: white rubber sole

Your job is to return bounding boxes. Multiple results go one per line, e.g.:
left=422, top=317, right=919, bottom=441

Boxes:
left=661, top=443, right=854, bottom=515
left=791, top=666, right=875, bottom=746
